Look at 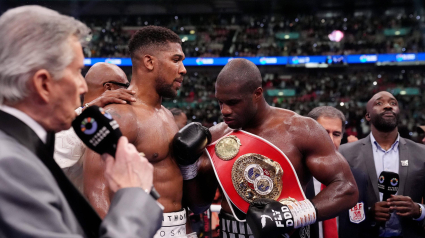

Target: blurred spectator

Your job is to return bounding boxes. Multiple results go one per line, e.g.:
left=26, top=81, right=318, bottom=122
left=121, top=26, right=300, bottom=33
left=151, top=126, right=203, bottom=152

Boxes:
left=418, top=125, right=425, bottom=144
left=81, top=13, right=425, bottom=58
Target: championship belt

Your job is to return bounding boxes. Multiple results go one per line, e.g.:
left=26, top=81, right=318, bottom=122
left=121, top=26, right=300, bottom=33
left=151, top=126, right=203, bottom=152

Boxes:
left=206, top=130, right=306, bottom=222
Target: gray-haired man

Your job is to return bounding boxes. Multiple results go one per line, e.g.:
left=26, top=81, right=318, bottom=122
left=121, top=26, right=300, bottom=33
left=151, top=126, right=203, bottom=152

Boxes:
left=0, top=6, right=162, bottom=237
left=307, top=106, right=372, bottom=238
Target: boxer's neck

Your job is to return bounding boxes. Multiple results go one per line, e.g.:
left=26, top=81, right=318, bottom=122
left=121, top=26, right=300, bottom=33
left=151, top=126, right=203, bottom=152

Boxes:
left=128, top=74, right=162, bottom=109
left=243, top=100, right=272, bottom=130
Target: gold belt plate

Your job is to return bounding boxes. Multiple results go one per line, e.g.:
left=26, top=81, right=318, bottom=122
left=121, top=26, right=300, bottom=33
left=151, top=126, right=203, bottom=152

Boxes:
left=231, top=153, right=283, bottom=203
left=215, top=135, right=241, bottom=161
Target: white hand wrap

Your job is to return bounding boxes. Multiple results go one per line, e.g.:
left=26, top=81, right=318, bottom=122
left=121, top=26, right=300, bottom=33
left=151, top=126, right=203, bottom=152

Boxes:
left=179, top=160, right=200, bottom=180
left=283, top=199, right=317, bottom=229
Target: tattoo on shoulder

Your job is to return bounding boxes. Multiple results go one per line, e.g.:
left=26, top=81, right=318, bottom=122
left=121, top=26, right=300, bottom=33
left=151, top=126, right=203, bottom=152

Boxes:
left=107, top=109, right=121, bottom=119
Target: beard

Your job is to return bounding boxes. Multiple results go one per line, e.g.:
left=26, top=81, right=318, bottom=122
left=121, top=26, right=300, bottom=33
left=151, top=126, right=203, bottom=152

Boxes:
left=156, top=77, right=177, bottom=99
left=371, top=111, right=400, bottom=132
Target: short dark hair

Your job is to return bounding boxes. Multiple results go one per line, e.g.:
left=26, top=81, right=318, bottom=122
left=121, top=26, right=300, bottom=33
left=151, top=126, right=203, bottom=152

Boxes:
left=216, top=58, right=262, bottom=95
left=307, top=106, right=346, bottom=133
left=169, top=108, right=184, bottom=117
left=128, top=26, right=181, bottom=58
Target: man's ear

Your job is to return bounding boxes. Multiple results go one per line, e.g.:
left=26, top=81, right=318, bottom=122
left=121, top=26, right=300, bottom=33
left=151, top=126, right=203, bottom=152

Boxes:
left=253, top=87, right=263, bottom=101
left=103, top=82, right=113, bottom=90
left=143, top=54, right=155, bottom=71
left=365, top=112, right=371, bottom=122
left=31, top=69, right=53, bottom=103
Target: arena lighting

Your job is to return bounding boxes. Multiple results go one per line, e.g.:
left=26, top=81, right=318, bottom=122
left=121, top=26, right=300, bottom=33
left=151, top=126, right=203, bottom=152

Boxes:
left=328, top=30, right=344, bottom=42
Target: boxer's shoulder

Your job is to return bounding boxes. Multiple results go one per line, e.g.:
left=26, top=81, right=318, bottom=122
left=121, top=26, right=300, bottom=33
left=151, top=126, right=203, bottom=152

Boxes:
left=104, top=103, right=136, bottom=120
left=104, top=104, right=138, bottom=141
left=277, top=110, right=320, bottom=134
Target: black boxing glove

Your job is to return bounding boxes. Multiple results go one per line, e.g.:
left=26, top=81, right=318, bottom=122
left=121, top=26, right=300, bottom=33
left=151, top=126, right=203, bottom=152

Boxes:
left=173, top=122, right=211, bottom=180
left=246, top=198, right=317, bottom=238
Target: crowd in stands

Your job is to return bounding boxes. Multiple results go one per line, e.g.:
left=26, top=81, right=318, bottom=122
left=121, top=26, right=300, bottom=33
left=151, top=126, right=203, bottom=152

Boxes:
left=82, top=13, right=425, bottom=58
left=162, top=68, right=425, bottom=143
left=80, top=13, right=425, bottom=142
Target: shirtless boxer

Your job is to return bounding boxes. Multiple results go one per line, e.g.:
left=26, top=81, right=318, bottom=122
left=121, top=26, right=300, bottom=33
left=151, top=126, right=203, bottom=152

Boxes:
left=83, top=26, right=191, bottom=238
left=173, top=59, right=359, bottom=238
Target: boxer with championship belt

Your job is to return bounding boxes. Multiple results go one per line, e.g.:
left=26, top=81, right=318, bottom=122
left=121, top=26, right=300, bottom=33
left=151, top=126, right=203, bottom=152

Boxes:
left=174, top=59, right=358, bottom=238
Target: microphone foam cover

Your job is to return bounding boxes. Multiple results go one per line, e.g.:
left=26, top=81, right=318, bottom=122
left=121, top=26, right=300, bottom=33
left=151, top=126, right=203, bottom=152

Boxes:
left=72, top=106, right=122, bottom=156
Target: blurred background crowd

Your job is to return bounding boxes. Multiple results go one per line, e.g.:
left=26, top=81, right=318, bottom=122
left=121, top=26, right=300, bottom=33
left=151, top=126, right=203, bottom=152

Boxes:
left=2, top=1, right=425, bottom=149
left=39, top=0, right=423, bottom=144
left=82, top=14, right=424, bottom=58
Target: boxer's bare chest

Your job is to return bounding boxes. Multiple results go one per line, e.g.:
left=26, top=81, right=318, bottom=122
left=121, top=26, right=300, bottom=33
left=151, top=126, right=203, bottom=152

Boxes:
left=132, top=108, right=179, bottom=164
left=130, top=108, right=183, bottom=212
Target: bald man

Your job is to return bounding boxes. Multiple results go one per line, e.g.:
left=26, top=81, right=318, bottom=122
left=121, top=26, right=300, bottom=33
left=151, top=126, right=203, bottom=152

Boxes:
left=54, top=62, right=135, bottom=190
left=174, top=59, right=358, bottom=238
left=340, top=91, right=425, bottom=237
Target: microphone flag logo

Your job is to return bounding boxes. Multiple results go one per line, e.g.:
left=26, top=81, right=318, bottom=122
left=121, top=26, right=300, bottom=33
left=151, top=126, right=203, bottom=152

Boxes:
left=379, top=175, right=385, bottom=184
left=100, top=107, right=113, bottom=120
left=81, top=117, right=98, bottom=135
left=390, top=178, right=399, bottom=186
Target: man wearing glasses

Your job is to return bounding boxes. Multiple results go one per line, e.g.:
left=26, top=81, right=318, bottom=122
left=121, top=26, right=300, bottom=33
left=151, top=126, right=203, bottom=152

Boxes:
left=54, top=62, right=135, bottom=191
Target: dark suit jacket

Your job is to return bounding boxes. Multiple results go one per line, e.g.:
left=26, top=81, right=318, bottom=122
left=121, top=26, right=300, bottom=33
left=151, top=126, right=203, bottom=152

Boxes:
left=0, top=111, right=163, bottom=237
left=306, top=168, right=373, bottom=238
left=338, top=167, right=375, bottom=238
left=339, top=134, right=425, bottom=238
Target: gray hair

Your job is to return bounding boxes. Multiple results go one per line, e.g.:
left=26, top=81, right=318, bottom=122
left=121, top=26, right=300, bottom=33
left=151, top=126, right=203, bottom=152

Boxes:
left=0, top=5, right=91, bottom=104
left=307, top=106, right=346, bottom=133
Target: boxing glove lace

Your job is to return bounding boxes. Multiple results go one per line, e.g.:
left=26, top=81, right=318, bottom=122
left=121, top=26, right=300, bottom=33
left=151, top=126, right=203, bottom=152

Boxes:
left=246, top=198, right=317, bottom=238
left=173, top=122, right=211, bottom=180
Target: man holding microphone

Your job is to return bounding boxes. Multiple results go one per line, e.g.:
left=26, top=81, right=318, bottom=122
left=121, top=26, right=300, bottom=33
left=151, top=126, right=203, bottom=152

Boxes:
left=340, top=91, right=425, bottom=237
left=0, top=5, right=162, bottom=237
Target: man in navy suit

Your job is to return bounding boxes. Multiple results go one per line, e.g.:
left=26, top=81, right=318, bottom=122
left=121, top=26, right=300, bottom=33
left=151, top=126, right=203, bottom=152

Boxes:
left=307, top=106, right=372, bottom=238
left=339, top=91, right=425, bottom=237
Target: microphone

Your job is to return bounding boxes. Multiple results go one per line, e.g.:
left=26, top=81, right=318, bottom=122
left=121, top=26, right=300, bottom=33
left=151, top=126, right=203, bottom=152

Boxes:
left=72, top=106, right=160, bottom=200
left=377, top=171, right=399, bottom=201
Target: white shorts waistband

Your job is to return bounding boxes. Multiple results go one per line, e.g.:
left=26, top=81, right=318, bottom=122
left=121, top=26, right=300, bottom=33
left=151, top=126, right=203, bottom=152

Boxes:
left=154, top=209, right=188, bottom=238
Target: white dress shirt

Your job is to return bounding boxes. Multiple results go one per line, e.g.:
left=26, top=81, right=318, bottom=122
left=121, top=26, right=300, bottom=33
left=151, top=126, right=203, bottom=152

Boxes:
left=54, top=108, right=86, bottom=168
left=54, top=128, right=85, bottom=168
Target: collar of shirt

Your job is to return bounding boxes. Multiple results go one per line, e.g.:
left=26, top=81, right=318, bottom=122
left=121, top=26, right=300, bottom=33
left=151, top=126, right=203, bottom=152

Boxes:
left=0, top=104, right=47, bottom=143
left=370, top=132, right=400, bottom=153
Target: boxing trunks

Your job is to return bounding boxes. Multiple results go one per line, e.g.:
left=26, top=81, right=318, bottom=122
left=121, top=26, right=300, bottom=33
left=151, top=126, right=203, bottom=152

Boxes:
left=205, top=130, right=306, bottom=222
left=219, top=209, right=312, bottom=238
left=153, top=209, right=197, bottom=238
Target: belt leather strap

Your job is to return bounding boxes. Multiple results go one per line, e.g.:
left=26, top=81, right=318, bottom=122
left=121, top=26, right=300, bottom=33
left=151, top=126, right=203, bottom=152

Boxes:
left=206, top=130, right=306, bottom=222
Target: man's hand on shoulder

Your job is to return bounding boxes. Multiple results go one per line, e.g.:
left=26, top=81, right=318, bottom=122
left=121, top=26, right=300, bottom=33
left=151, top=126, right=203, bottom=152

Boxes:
left=104, top=104, right=138, bottom=143
left=86, top=89, right=136, bottom=108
